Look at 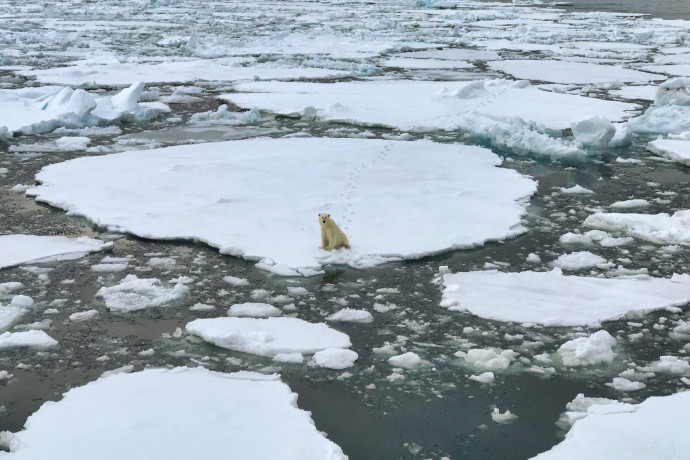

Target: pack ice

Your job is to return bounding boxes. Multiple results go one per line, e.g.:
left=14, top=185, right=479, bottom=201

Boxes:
left=26, top=138, right=536, bottom=275
left=440, top=269, right=690, bottom=326
left=0, top=367, right=346, bottom=460
left=0, top=235, right=110, bottom=270
left=0, top=82, right=167, bottom=139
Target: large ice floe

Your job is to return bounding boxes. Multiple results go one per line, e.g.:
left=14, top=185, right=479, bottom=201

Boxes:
left=26, top=138, right=537, bottom=275
left=648, top=137, right=690, bottom=166
left=221, top=79, right=638, bottom=160
left=532, top=391, right=690, bottom=460
left=440, top=269, right=690, bottom=326
left=0, top=367, right=346, bottom=459
left=0, top=82, right=168, bottom=139
left=583, top=210, right=690, bottom=246
left=0, top=235, right=110, bottom=270
left=186, top=317, right=351, bottom=358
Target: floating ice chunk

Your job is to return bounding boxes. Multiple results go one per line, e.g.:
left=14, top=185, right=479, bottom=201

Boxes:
left=96, top=275, right=189, bottom=312
left=10, top=296, right=33, bottom=308
left=440, top=269, right=690, bottom=326
left=455, top=348, right=517, bottom=370
left=553, top=251, right=607, bottom=270
left=559, top=233, right=593, bottom=246
left=647, top=137, right=690, bottom=166
left=312, top=348, right=358, bottom=369
left=387, top=352, right=425, bottom=369
left=670, top=320, right=690, bottom=340
left=609, top=199, right=649, bottom=209
left=639, top=356, right=690, bottom=376
left=90, top=263, right=128, bottom=273
left=273, top=352, right=304, bottom=364
left=68, top=310, right=99, bottom=323
left=583, top=209, right=690, bottom=245
left=227, top=302, right=282, bottom=318
left=628, top=77, right=690, bottom=135
left=556, top=393, right=623, bottom=429
left=186, top=317, right=351, bottom=357
left=189, top=303, right=215, bottom=312
left=469, top=372, right=495, bottom=383
left=571, top=116, right=616, bottom=148
left=559, top=185, right=594, bottom=195
left=55, top=136, right=91, bottom=151
left=0, top=367, right=346, bottom=459
left=526, top=253, right=541, bottom=263
left=532, top=391, right=690, bottom=459
left=286, top=286, right=307, bottom=296
left=223, top=275, right=249, bottom=287
left=607, top=377, right=646, bottom=392
left=27, top=138, right=536, bottom=275
left=0, top=235, right=110, bottom=270
left=189, top=105, right=262, bottom=125
left=491, top=407, right=518, bottom=424
left=557, top=330, right=616, bottom=367
left=326, top=308, right=373, bottom=323
left=147, top=257, right=176, bottom=269
left=0, top=330, right=58, bottom=350
left=598, top=236, right=634, bottom=247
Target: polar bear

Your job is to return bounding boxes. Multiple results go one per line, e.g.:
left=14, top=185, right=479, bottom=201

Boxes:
left=319, top=213, right=350, bottom=251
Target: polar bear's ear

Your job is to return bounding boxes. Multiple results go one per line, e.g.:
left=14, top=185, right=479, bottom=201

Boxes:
left=327, top=214, right=330, bottom=217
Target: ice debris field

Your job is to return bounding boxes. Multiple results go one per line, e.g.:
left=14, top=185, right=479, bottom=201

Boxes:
left=1, top=0, right=690, bottom=459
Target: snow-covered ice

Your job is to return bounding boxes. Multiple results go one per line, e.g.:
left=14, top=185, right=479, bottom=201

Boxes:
left=27, top=138, right=536, bottom=275
left=227, top=303, right=282, bottom=318
left=553, top=251, right=608, bottom=270
left=0, top=331, right=58, bottom=351
left=0, top=235, right=110, bottom=270
left=96, top=275, right=189, bottom=312
left=532, top=391, right=690, bottom=459
left=557, top=331, right=616, bottom=367
left=387, top=352, right=425, bottom=369
left=0, top=82, right=168, bottom=138
left=441, top=269, right=690, bottom=326
left=489, top=60, right=663, bottom=85
left=647, top=138, right=690, bottom=166
left=455, top=348, right=517, bottom=370
left=583, top=210, right=690, bottom=245
left=312, top=348, right=359, bottom=369
left=186, top=317, right=351, bottom=358
left=0, top=367, right=346, bottom=459
left=326, top=308, right=374, bottom=323
left=628, top=77, right=690, bottom=135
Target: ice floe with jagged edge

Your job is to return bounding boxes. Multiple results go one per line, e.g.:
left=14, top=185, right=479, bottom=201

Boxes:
left=0, top=82, right=168, bottom=140
left=0, top=330, right=58, bottom=351
left=583, top=209, right=690, bottom=246
left=221, top=78, right=638, bottom=160
left=186, top=317, right=352, bottom=358
left=19, top=57, right=349, bottom=87
left=0, top=235, right=111, bottom=270
left=0, top=367, right=347, bottom=459
left=0, top=290, right=32, bottom=332
left=647, top=132, right=690, bottom=167
left=439, top=268, right=690, bottom=326
left=532, top=391, right=690, bottom=459
left=25, top=138, right=536, bottom=276
left=95, top=274, right=189, bottom=312
left=628, top=77, right=690, bottom=135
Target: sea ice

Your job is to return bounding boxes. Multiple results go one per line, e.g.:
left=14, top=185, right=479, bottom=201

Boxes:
left=186, top=317, right=351, bottom=357
left=639, top=356, right=690, bottom=376
left=387, top=352, right=425, bottom=369
left=570, top=116, right=616, bottom=148
left=557, top=331, right=616, bottom=367
left=647, top=138, right=690, bottom=166
left=628, top=77, right=690, bottom=135
left=440, top=269, right=690, bottom=326
left=0, top=367, right=346, bottom=459
left=583, top=209, right=690, bottom=245
left=27, top=138, right=536, bottom=275
left=489, top=60, right=664, bottom=85
left=532, top=391, right=690, bottom=459
left=312, top=348, right=359, bottom=369
left=227, top=303, right=282, bottom=318
left=491, top=407, right=518, bottom=424
left=0, top=235, right=110, bottom=270
left=96, top=275, right=189, bottom=312
left=455, top=348, right=517, bottom=370
left=0, top=330, right=58, bottom=350
left=326, top=308, right=374, bottom=323
left=552, top=251, right=608, bottom=270
left=0, top=83, right=168, bottom=138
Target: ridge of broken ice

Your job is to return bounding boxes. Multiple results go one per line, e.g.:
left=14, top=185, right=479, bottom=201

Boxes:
left=441, top=269, right=690, bottom=326
left=26, top=138, right=537, bottom=275
left=0, top=82, right=168, bottom=139
left=583, top=209, right=690, bottom=246
left=1, top=367, right=346, bottom=459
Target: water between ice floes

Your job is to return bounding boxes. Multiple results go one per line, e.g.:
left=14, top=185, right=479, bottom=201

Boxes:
left=1, top=2, right=690, bottom=460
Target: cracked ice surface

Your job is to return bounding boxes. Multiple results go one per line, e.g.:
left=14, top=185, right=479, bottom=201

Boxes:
left=26, top=138, right=536, bottom=275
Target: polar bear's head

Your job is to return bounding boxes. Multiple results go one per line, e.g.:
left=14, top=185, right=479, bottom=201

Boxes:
left=318, top=213, right=330, bottom=225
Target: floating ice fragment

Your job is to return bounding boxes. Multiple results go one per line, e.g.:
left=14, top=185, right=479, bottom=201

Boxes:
left=491, top=407, right=517, bottom=424
left=227, top=303, right=282, bottom=318
left=326, top=308, right=373, bottom=323
left=312, top=348, right=358, bottom=369
left=557, top=330, right=616, bottom=367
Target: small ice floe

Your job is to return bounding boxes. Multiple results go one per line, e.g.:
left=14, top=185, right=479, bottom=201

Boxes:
left=326, top=308, right=373, bottom=323
left=223, top=275, right=249, bottom=287
left=607, top=377, right=646, bottom=392
left=0, top=330, right=58, bottom=350
left=638, top=356, right=690, bottom=376
left=559, top=185, right=595, bottom=195
left=552, top=251, right=609, bottom=270
left=647, top=135, right=690, bottom=167
left=440, top=269, right=690, bottom=326
left=227, top=302, right=282, bottom=318
left=186, top=317, right=351, bottom=358
left=557, top=330, right=616, bottom=367
left=0, top=235, right=110, bottom=270
left=469, top=372, right=495, bottom=383
left=68, top=310, right=99, bottom=323
left=609, top=199, right=650, bottom=210
left=0, top=367, right=346, bottom=458
left=455, top=348, right=517, bottom=370
left=312, top=348, right=358, bottom=369
left=96, top=275, right=189, bottom=312
left=273, top=352, right=304, bottom=364
left=583, top=209, right=690, bottom=245
left=387, top=352, right=428, bottom=370
left=491, top=407, right=518, bottom=424
left=532, top=391, right=690, bottom=459
left=189, top=303, right=215, bottom=312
